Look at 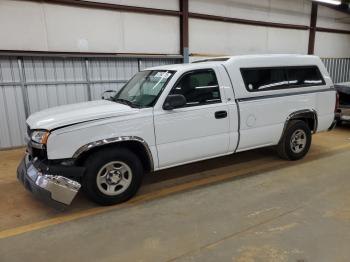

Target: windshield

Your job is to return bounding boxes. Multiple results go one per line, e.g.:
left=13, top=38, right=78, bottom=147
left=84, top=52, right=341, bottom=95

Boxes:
left=113, top=70, right=175, bottom=108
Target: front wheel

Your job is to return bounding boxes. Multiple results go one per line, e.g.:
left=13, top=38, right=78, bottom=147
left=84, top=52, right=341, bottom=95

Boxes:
left=82, top=147, right=144, bottom=205
left=277, top=120, right=312, bottom=161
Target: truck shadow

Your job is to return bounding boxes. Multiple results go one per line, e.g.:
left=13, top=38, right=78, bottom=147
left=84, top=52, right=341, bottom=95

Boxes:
left=145, top=147, right=276, bottom=184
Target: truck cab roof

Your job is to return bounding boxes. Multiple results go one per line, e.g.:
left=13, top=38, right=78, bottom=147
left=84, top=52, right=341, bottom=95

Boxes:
left=146, top=54, right=323, bottom=72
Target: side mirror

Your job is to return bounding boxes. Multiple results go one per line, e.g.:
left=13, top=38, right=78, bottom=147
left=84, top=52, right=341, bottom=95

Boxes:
left=163, top=94, right=187, bottom=110
left=102, top=90, right=117, bottom=100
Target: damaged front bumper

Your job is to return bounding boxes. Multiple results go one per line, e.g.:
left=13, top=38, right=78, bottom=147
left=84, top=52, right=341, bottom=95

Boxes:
left=17, top=154, right=82, bottom=209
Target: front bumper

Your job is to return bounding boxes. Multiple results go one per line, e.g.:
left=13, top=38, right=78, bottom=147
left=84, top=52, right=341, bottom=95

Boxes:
left=17, top=154, right=81, bottom=209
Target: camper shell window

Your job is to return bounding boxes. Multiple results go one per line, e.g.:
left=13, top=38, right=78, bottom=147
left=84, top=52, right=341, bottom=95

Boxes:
left=241, top=66, right=325, bottom=92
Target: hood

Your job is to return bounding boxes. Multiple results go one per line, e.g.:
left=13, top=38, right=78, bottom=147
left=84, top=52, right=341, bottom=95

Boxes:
left=27, top=100, right=138, bottom=130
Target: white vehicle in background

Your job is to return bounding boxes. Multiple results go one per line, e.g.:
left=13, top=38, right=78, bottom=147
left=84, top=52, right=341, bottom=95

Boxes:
left=17, top=54, right=337, bottom=208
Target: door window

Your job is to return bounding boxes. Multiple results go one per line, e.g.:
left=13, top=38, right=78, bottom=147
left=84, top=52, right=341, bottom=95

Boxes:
left=169, top=69, right=221, bottom=107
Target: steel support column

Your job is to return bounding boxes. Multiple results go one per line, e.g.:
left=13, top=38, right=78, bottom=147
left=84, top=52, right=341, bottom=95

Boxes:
left=84, top=58, right=92, bottom=101
left=17, top=58, right=30, bottom=118
left=308, top=2, right=318, bottom=55
left=180, top=0, right=189, bottom=63
left=137, top=59, right=142, bottom=72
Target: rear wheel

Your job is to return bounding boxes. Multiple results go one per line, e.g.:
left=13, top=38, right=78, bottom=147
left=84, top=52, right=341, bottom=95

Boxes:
left=277, top=120, right=312, bottom=161
left=82, top=147, right=144, bottom=205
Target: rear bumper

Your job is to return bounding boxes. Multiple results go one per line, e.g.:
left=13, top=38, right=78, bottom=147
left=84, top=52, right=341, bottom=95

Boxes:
left=336, top=107, right=350, bottom=122
left=17, top=154, right=81, bottom=209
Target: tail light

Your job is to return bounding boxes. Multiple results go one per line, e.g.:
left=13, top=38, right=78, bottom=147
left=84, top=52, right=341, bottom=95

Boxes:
left=335, top=92, right=339, bottom=113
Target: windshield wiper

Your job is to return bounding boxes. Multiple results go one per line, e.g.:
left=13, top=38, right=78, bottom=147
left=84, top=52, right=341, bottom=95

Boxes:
left=114, top=98, right=141, bottom=108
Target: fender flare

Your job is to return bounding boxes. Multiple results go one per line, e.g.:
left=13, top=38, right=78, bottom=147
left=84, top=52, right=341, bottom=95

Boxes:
left=279, top=109, right=318, bottom=142
left=72, top=136, right=154, bottom=171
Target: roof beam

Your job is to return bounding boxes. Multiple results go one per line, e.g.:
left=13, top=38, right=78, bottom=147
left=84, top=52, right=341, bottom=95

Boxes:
left=27, top=0, right=181, bottom=17
left=189, top=12, right=309, bottom=30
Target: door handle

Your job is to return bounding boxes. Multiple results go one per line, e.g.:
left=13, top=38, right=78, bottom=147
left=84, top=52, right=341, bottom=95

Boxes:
left=215, top=110, right=228, bottom=119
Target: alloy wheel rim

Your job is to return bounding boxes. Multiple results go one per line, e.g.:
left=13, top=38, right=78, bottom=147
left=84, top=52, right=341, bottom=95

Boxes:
left=290, top=129, right=307, bottom=154
left=96, top=161, right=132, bottom=196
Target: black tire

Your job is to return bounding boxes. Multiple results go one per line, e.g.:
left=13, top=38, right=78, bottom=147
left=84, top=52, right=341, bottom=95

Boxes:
left=277, top=120, right=312, bottom=161
left=82, top=147, right=144, bottom=205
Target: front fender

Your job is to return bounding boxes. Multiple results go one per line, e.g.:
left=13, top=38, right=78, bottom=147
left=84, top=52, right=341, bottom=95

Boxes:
left=46, top=113, right=156, bottom=163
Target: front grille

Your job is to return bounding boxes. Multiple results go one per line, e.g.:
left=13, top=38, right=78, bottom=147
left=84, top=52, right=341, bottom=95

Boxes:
left=31, top=147, right=47, bottom=160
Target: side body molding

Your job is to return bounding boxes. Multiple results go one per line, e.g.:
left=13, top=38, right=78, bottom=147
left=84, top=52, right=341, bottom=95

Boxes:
left=72, top=136, right=154, bottom=171
left=280, top=109, right=318, bottom=141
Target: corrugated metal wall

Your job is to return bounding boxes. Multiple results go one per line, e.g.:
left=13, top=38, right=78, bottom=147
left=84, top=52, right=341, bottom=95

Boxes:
left=322, top=58, right=350, bottom=84
left=0, top=55, right=180, bottom=149
left=0, top=57, right=27, bottom=148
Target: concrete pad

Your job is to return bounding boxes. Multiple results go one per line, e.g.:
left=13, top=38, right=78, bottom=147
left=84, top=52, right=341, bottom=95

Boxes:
left=0, top=127, right=350, bottom=261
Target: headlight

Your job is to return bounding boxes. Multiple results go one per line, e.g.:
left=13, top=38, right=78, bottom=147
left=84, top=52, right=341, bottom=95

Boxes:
left=31, top=130, right=50, bottom=144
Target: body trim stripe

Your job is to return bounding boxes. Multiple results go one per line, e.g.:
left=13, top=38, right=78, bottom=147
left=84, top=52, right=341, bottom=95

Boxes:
left=50, top=116, right=119, bottom=132
left=237, top=88, right=335, bottom=102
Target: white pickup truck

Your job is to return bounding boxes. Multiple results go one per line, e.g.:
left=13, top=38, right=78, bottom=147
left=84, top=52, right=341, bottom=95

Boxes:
left=17, top=54, right=337, bottom=208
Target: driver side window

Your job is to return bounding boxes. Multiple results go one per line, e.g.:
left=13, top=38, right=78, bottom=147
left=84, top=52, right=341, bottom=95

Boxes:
left=169, top=69, right=221, bottom=107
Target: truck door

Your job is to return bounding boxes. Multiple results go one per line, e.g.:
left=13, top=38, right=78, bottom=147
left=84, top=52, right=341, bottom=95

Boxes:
left=153, top=67, right=232, bottom=168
